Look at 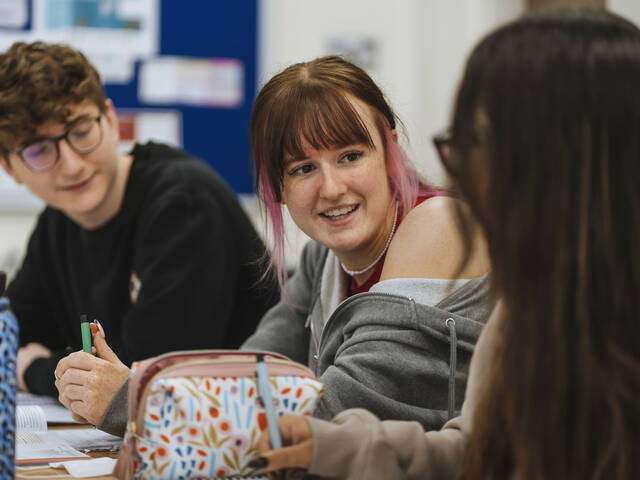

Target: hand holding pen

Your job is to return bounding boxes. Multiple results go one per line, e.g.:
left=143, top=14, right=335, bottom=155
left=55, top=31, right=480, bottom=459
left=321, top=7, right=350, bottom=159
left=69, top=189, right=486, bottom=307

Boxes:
left=54, top=319, right=131, bottom=425
left=255, top=354, right=282, bottom=450
left=252, top=414, right=314, bottom=477
left=249, top=356, right=312, bottom=479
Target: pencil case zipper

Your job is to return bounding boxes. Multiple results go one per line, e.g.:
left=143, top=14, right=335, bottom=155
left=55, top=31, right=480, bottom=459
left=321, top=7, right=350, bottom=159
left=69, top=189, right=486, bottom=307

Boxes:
left=127, top=351, right=313, bottom=438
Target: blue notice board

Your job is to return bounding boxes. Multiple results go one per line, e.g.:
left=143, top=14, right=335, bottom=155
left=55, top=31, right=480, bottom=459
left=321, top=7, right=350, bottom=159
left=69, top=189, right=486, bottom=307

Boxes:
left=105, top=1, right=258, bottom=193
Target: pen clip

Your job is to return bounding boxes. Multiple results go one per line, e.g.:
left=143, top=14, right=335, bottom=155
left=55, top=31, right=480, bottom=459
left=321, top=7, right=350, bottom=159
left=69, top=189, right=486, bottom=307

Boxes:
left=255, top=354, right=282, bottom=450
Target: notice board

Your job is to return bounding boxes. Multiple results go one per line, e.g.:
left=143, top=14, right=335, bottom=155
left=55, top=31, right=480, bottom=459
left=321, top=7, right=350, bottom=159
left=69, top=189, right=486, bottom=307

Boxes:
left=0, top=0, right=258, bottom=212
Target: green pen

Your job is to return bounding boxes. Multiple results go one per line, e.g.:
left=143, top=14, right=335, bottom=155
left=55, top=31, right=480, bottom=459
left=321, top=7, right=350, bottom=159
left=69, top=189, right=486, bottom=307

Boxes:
left=80, top=314, right=93, bottom=354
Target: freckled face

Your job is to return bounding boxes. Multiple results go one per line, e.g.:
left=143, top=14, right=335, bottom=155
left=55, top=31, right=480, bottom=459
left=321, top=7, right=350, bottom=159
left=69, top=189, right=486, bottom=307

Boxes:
left=281, top=98, right=395, bottom=264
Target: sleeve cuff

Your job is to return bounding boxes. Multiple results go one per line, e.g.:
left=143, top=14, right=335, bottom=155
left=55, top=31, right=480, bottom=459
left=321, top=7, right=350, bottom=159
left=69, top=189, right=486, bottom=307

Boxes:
left=98, top=380, right=129, bottom=437
left=24, top=352, right=65, bottom=397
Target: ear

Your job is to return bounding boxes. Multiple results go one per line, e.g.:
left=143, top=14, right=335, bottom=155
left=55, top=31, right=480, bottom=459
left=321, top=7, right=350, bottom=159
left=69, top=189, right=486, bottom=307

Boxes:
left=103, top=99, right=120, bottom=141
left=0, top=155, right=22, bottom=184
left=390, top=129, right=399, bottom=144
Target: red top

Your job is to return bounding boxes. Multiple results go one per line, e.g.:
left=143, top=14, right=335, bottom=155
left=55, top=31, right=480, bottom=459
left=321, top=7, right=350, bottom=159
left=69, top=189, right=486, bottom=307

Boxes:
left=347, top=186, right=448, bottom=296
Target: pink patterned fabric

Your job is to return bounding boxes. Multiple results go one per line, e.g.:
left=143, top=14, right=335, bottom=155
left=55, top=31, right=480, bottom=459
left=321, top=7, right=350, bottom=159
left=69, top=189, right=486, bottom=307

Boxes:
left=134, top=375, right=322, bottom=478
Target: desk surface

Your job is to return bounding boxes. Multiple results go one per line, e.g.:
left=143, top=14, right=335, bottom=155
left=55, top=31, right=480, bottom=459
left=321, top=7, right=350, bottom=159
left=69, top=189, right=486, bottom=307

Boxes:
left=16, top=425, right=119, bottom=480
left=16, top=452, right=118, bottom=479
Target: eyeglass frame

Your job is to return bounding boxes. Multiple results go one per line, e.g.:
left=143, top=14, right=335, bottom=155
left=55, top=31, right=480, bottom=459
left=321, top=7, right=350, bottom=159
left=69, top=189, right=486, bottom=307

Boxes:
left=432, top=129, right=457, bottom=176
left=11, top=113, right=104, bottom=172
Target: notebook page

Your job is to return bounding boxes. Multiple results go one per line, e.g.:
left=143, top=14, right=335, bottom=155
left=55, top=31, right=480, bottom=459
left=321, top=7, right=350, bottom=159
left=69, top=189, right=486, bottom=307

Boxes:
left=16, top=405, right=47, bottom=432
left=17, top=391, right=79, bottom=424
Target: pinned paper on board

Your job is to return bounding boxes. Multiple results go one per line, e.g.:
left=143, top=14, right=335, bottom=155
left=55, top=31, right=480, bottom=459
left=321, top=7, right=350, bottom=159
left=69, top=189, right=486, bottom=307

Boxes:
left=116, top=109, right=182, bottom=152
left=0, top=0, right=28, bottom=28
left=0, top=0, right=161, bottom=84
left=44, top=0, right=143, bottom=30
left=139, top=56, right=244, bottom=107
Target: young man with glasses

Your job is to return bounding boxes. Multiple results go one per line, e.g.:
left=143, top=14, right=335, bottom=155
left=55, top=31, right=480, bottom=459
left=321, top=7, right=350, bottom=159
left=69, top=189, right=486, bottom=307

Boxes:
left=0, top=41, right=279, bottom=397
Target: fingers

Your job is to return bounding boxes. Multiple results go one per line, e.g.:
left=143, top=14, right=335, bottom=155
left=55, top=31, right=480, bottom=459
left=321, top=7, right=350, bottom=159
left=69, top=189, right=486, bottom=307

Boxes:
left=90, top=322, right=121, bottom=365
left=256, top=425, right=272, bottom=454
left=255, top=415, right=314, bottom=472
left=59, top=383, right=87, bottom=402
left=257, top=414, right=307, bottom=453
left=61, top=397, right=94, bottom=425
left=57, top=367, right=89, bottom=388
left=56, top=351, right=97, bottom=377
left=56, top=375, right=102, bottom=426
left=90, top=320, right=105, bottom=339
left=71, top=412, right=89, bottom=424
left=58, top=380, right=82, bottom=413
left=260, top=442, right=314, bottom=472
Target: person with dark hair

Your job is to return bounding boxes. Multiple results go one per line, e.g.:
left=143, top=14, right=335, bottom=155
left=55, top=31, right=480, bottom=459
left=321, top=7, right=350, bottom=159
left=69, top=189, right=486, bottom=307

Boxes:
left=55, top=55, right=491, bottom=437
left=0, top=41, right=279, bottom=399
left=251, top=9, right=640, bottom=479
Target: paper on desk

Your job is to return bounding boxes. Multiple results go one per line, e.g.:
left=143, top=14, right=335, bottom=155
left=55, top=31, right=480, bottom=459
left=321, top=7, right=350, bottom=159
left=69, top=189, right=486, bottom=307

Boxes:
left=16, top=432, right=89, bottom=464
left=46, top=428, right=122, bottom=452
left=17, top=391, right=81, bottom=424
left=50, top=457, right=117, bottom=478
left=15, top=406, right=118, bottom=464
left=16, top=405, right=48, bottom=432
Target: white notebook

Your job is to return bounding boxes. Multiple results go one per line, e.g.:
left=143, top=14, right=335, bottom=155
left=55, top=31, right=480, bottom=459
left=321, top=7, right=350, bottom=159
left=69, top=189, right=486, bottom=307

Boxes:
left=17, top=391, right=80, bottom=424
left=15, top=405, right=122, bottom=465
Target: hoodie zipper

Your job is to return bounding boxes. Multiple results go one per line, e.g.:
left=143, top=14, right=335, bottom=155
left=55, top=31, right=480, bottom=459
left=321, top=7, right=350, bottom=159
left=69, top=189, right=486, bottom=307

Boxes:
left=313, top=291, right=413, bottom=358
left=312, top=291, right=462, bottom=419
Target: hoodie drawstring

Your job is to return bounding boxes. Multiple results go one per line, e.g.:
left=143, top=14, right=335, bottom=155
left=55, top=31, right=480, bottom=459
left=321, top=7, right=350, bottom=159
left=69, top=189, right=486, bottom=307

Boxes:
left=411, top=297, right=459, bottom=420
left=445, top=317, right=457, bottom=419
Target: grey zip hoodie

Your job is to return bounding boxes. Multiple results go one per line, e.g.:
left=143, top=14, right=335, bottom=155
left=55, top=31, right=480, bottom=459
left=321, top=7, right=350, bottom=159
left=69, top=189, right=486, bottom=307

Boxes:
left=243, top=241, right=493, bottom=429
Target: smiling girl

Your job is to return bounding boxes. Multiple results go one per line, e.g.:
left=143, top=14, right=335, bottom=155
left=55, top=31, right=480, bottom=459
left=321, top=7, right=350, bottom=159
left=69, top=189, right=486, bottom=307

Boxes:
left=242, top=55, right=491, bottom=429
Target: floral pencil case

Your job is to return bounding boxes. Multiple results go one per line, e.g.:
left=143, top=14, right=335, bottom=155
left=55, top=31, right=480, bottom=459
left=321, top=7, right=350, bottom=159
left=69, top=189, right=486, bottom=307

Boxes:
left=114, top=350, right=323, bottom=479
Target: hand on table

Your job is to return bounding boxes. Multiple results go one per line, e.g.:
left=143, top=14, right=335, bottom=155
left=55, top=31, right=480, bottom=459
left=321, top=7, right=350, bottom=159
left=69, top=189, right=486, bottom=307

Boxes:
left=254, top=414, right=314, bottom=475
left=55, top=321, right=130, bottom=425
left=17, top=342, right=51, bottom=391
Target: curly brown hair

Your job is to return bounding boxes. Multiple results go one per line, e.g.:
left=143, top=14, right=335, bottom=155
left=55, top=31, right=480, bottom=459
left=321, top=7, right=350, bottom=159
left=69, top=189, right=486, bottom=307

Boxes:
left=0, top=41, right=106, bottom=158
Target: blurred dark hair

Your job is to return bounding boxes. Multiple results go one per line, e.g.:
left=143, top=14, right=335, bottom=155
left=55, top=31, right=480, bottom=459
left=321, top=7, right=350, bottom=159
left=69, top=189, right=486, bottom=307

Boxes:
left=449, top=9, right=640, bottom=479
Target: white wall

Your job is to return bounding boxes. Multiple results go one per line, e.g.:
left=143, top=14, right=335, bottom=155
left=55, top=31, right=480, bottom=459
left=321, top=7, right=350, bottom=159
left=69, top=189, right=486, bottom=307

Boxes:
left=259, top=0, right=525, bottom=186
left=608, top=0, right=640, bottom=21
left=257, top=0, right=525, bottom=263
left=0, top=213, right=37, bottom=280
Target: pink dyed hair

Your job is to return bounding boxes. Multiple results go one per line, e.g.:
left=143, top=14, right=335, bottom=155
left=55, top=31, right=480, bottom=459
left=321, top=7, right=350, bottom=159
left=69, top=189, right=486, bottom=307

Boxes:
left=250, top=56, right=422, bottom=293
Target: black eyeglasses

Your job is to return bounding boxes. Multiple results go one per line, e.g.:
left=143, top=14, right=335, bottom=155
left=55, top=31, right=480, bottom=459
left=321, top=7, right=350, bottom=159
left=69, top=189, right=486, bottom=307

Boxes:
left=14, top=114, right=104, bottom=172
